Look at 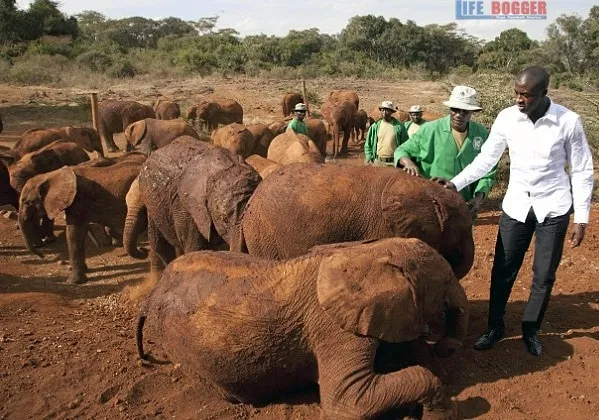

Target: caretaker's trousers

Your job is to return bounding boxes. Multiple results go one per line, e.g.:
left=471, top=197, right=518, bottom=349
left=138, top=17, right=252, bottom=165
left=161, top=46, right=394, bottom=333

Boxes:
left=487, top=208, right=570, bottom=336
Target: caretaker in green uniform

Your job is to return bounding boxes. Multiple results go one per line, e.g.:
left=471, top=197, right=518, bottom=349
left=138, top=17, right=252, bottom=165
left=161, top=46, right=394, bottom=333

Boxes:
left=404, top=105, right=428, bottom=138
left=395, top=86, right=496, bottom=216
left=364, top=100, right=409, bottom=166
left=286, top=103, right=308, bottom=135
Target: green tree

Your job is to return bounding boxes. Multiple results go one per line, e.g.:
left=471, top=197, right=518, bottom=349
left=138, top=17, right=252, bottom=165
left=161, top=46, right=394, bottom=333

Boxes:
left=23, top=0, right=78, bottom=40
left=545, top=14, right=587, bottom=75
left=478, top=28, right=537, bottom=73
left=0, top=0, right=21, bottom=42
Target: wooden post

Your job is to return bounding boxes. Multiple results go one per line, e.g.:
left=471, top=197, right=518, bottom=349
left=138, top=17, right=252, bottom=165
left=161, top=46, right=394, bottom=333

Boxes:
left=301, top=79, right=310, bottom=117
left=90, top=92, right=99, bottom=131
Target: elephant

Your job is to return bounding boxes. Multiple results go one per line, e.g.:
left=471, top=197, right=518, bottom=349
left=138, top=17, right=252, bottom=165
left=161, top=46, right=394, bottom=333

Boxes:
left=396, top=110, right=444, bottom=123
left=326, top=89, right=359, bottom=109
left=185, top=99, right=243, bottom=131
left=153, top=99, right=181, bottom=120
left=97, top=100, right=156, bottom=152
left=1, top=140, right=90, bottom=193
left=0, top=147, right=19, bottom=210
left=18, top=155, right=145, bottom=284
left=14, top=126, right=104, bottom=157
left=324, top=100, right=357, bottom=158
left=267, top=120, right=289, bottom=137
left=305, top=117, right=329, bottom=157
left=281, top=92, right=303, bottom=117
left=244, top=154, right=281, bottom=179
left=124, top=136, right=261, bottom=278
left=353, top=109, right=368, bottom=143
left=267, top=131, right=325, bottom=165
left=124, top=118, right=200, bottom=155
left=210, top=123, right=255, bottom=158
left=239, top=164, right=474, bottom=280
left=137, top=237, right=467, bottom=419
left=245, top=123, right=274, bottom=157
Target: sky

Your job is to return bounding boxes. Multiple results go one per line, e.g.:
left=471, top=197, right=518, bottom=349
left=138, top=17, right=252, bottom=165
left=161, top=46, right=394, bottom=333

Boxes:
left=16, top=0, right=594, bottom=41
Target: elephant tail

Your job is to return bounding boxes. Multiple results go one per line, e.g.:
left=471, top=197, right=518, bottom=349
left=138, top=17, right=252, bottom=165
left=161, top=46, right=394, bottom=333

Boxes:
left=136, top=314, right=148, bottom=360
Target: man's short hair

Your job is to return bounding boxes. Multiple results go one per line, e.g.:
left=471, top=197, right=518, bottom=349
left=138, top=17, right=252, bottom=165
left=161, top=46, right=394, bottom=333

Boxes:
left=516, top=66, right=550, bottom=92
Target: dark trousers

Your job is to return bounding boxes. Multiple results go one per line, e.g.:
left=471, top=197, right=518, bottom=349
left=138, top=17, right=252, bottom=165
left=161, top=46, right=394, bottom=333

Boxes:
left=488, top=208, right=570, bottom=336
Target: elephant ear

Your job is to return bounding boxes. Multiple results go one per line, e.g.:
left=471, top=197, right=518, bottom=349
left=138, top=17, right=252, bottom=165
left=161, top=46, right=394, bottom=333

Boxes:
left=41, top=167, right=77, bottom=220
left=126, top=120, right=147, bottom=147
left=316, top=241, right=427, bottom=343
left=380, top=176, right=444, bottom=250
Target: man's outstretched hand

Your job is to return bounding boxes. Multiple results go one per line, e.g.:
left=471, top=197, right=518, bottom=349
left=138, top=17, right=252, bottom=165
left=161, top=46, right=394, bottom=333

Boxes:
left=431, top=177, right=457, bottom=191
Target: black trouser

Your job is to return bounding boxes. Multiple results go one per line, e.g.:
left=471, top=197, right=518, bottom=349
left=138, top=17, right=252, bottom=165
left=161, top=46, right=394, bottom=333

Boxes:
left=488, top=208, right=570, bottom=336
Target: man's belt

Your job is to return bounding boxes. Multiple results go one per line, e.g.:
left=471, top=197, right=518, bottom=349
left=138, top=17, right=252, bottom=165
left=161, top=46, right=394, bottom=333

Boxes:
left=377, top=157, right=394, bottom=163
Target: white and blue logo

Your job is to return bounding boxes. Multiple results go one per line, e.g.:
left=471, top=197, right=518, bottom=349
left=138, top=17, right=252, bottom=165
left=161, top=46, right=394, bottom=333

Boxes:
left=455, top=0, right=548, bottom=20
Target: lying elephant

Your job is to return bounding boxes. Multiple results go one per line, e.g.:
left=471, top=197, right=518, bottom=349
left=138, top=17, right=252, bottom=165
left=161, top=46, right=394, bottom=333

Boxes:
left=124, top=136, right=261, bottom=277
left=137, top=237, right=467, bottom=419
left=18, top=154, right=145, bottom=283
left=239, top=164, right=474, bottom=279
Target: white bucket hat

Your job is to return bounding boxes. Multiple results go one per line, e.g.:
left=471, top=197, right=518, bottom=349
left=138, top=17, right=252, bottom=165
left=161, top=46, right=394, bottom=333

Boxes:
left=408, top=105, right=423, bottom=113
left=379, top=101, right=396, bottom=112
left=293, top=103, right=307, bottom=112
left=443, top=86, right=482, bottom=111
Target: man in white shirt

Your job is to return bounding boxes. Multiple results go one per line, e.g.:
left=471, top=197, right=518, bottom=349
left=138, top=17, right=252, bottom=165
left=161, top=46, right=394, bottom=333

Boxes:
left=437, top=66, right=594, bottom=356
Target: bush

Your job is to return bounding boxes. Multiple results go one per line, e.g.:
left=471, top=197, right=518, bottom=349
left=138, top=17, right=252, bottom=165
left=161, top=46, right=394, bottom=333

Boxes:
left=106, top=59, right=136, bottom=78
left=76, top=50, right=113, bottom=72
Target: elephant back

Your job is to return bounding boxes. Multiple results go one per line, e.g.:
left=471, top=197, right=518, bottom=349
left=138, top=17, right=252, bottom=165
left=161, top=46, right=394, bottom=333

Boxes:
left=381, top=174, right=474, bottom=279
left=267, top=131, right=324, bottom=165
left=211, top=123, right=255, bottom=158
left=139, top=136, right=214, bottom=247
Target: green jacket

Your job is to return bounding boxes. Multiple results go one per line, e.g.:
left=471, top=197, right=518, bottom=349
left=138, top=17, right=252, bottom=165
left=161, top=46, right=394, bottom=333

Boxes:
left=394, top=116, right=496, bottom=201
left=364, top=118, right=409, bottom=162
left=404, top=119, right=428, bottom=137
left=286, top=118, right=308, bottom=135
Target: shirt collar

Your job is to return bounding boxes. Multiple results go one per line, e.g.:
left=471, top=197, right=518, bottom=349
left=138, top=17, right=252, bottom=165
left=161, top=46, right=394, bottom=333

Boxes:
left=516, top=97, right=559, bottom=125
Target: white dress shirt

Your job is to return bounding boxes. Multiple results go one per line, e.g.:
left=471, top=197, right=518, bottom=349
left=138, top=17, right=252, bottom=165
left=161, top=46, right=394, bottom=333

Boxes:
left=452, top=101, right=594, bottom=224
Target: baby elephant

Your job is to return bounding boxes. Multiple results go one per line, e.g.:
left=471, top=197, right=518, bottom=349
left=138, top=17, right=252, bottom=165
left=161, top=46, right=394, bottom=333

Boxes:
left=138, top=237, right=468, bottom=419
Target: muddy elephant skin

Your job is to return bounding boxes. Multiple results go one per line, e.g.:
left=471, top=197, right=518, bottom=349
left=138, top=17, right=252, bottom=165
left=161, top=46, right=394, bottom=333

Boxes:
left=14, top=126, right=104, bottom=157
left=281, top=92, right=303, bottom=117
left=244, top=154, right=281, bottom=179
left=353, top=109, right=368, bottom=142
left=126, top=136, right=261, bottom=277
left=153, top=100, right=181, bottom=120
left=304, top=118, right=328, bottom=157
left=325, top=100, right=358, bottom=158
left=240, top=164, right=474, bottom=279
left=98, top=100, right=156, bottom=152
left=245, top=123, right=274, bottom=158
left=18, top=155, right=145, bottom=284
left=210, top=123, right=255, bottom=158
left=124, top=118, right=200, bottom=155
left=138, top=237, right=467, bottom=419
left=186, top=99, right=243, bottom=131
left=267, top=131, right=324, bottom=165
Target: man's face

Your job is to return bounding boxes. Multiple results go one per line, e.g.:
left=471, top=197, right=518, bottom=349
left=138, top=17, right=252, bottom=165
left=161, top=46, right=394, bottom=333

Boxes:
left=514, top=80, right=547, bottom=116
left=409, top=112, right=423, bottom=124
left=449, top=108, right=473, bottom=132
left=380, top=108, right=393, bottom=121
left=296, top=110, right=306, bottom=121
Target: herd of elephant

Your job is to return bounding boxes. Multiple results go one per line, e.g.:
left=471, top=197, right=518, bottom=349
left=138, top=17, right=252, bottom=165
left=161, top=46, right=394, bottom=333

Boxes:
left=0, top=92, right=474, bottom=419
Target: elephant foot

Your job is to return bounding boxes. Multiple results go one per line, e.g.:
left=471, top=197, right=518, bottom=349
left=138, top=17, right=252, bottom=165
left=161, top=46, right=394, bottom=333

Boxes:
left=66, top=272, right=88, bottom=284
left=434, top=337, right=463, bottom=358
left=107, top=144, right=120, bottom=153
left=422, top=398, right=458, bottom=420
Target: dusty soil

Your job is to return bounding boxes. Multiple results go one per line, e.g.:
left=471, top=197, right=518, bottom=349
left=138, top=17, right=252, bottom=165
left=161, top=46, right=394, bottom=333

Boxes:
left=1, top=77, right=598, bottom=420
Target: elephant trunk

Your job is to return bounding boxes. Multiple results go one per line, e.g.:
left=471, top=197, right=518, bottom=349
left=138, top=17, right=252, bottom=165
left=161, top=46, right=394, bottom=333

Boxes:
left=433, top=281, right=469, bottom=358
left=19, top=215, right=44, bottom=259
left=443, top=232, right=475, bottom=280
left=123, top=178, right=148, bottom=259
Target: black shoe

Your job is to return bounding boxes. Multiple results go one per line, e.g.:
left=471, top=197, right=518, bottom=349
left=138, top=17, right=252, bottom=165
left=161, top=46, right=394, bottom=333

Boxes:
left=523, top=334, right=542, bottom=356
left=473, top=328, right=504, bottom=350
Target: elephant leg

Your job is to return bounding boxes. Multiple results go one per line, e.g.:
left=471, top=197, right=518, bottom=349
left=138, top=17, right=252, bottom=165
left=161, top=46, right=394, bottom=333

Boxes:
left=318, top=337, right=456, bottom=420
left=102, top=129, right=120, bottom=153
left=148, top=219, right=175, bottom=280
left=65, top=222, right=89, bottom=284
left=340, top=128, right=351, bottom=154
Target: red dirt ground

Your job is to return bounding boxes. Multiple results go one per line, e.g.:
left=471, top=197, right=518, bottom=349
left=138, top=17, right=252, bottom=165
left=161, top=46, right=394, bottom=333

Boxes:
left=1, top=78, right=598, bottom=419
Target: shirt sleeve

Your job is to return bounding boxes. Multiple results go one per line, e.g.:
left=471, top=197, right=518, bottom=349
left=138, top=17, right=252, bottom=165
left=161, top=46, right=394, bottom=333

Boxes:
left=451, top=115, right=507, bottom=192
left=565, top=117, right=594, bottom=224
left=364, top=124, right=376, bottom=162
